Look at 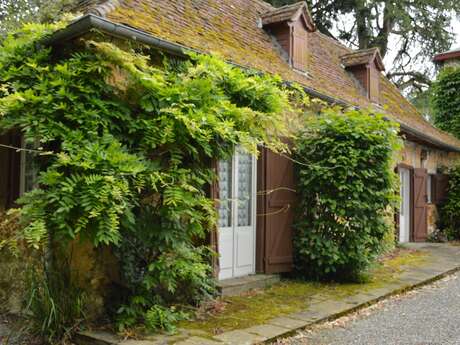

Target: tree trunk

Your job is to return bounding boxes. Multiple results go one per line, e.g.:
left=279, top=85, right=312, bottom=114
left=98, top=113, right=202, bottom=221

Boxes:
left=355, top=0, right=371, bottom=49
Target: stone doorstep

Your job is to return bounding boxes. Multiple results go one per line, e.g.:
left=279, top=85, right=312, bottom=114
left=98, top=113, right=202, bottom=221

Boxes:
left=75, top=331, right=120, bottom=345
left=217, top=274, right=280, bottom=297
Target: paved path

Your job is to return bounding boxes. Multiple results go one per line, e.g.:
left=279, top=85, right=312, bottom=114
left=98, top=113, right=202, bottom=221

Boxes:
left=279, top=273, right=460, bottom=345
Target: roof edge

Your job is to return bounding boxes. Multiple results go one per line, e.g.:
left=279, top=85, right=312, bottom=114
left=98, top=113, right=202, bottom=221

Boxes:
left=44, top=15, right=460, bottom=153
left=433, top=50, right=460, bottom=62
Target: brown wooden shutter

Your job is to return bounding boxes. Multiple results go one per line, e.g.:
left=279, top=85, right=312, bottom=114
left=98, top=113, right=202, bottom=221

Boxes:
left=413, top=168, right=428, bottom=242
left=369, top=64, right=380, bottom=104
left=291, top=23, right=307, bottom=72
left=433, top=173, right=449, bottom=205
left=259, top=148, right=296, bottom=274
left=0, top=132, right=21, bottom=210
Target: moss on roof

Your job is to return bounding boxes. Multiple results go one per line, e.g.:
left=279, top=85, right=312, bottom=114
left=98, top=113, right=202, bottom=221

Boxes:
left=74, top=0, right=460, bottom=150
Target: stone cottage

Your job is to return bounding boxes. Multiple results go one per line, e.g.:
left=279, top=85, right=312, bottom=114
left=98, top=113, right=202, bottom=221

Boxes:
left=1, top=0, right=459, bottom=283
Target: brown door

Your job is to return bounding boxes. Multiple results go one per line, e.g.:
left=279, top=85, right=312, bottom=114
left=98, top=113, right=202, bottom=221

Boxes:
left=413, top=168, right=428, bottom=242
left=257, top=148, right=296, bottom=274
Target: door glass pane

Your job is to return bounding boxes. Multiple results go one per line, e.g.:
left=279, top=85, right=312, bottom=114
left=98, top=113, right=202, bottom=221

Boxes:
left=218, top=159, right=232, bottom=228
left=20, top=139, right=39, bottom=195
left=237, top=149, right=252, bottom=226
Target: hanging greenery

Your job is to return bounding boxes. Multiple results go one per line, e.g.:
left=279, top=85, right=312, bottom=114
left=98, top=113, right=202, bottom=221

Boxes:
left=0, top=21, right=293, bottom=338
left=432, top=66, right=460, bottom=138
left=293, top=108, right=402, bottom=281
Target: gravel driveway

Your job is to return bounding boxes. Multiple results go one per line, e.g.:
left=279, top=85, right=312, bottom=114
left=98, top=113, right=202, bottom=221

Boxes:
left=277, top=273, right=460, bottom=345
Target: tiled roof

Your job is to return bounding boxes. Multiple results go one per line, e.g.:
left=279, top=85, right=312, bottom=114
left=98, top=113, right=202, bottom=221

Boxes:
left=72, top=0, right=123, bottom=16
left=341, top=47, right=385, bottom=71
left=261, top=1, right=315, bottom=30
left=72, top=0, right=460, bottom=150
left=433, top=45, right=460, bottom=62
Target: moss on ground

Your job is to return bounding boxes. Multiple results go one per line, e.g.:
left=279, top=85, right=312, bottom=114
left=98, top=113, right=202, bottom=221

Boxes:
left=179, top=248, right=428, bottom=335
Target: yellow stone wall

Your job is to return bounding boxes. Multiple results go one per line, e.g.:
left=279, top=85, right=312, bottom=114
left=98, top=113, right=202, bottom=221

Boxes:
left=399, top=140, right=460, bottom=234
left=444, top=59, right=460, bottom=68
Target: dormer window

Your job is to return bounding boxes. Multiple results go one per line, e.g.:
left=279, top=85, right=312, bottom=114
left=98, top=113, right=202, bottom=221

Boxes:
left=261, top=1, right=316, bottom=73
left=341, top=48, right=385, bottom=104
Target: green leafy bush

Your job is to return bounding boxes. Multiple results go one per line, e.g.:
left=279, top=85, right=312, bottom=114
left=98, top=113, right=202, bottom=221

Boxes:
left=293, top=108, right=402, bottom=281
left=437, top=164, right=460, bottom=240
left=0, top=22, right=294, bottom=336
left=432, top=66, right=460, bottom=138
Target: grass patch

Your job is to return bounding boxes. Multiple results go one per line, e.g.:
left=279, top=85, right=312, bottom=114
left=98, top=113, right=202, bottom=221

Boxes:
left=179, top=248, right=428, bottom=335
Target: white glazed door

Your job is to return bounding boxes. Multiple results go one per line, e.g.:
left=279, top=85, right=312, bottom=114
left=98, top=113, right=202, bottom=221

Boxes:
left=218, top=148, right=256, bottom=280
left=399, top=168, right=411, bottom=243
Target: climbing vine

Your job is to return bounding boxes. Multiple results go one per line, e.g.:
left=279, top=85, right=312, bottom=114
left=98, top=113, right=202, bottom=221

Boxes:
left=0, top=22, right=293, bottom=337
left=432, top=66, right=460, bottom=138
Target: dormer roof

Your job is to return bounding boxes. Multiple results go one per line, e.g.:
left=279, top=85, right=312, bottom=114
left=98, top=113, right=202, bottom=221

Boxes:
left=341, top=48, right=385, bottom=71
left=261, top=1, right=316, bottom=31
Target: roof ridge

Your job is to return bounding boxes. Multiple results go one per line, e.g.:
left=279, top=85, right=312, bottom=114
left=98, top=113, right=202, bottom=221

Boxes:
left=261, top=1, right=306, bottom=16
left=254, top=0, right=275, bottom=11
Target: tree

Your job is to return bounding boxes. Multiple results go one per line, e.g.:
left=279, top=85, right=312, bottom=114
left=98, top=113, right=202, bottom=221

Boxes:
left=266, top=0, right=460, bottom=94
left=0, top=0, right=76, bottom=35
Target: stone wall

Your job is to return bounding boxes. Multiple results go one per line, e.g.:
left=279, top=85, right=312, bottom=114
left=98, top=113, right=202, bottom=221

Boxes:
left=443, top=58, right=460, bottom=68
left=399, top=140, right=460, bottom=235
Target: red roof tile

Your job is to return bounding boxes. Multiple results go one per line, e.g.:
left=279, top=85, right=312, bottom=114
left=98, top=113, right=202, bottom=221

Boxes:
left=73, top=0, right=460, bottom=150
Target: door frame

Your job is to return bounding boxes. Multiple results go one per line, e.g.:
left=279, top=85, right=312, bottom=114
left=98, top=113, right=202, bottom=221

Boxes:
left=217, top=149, right=257, bottom=280
left=398, top=166, right=411, bottom=243
left=396, top=163, right=414, bottom=242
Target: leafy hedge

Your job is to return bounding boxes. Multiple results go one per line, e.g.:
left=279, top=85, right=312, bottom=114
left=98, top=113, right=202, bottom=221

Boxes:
left=432, top=66, right=460, bottom=138
left=0, top=22, right=293, bottom=338
left=436, top=164, right=460, bottom=240
left=293, top=108, right=402, bottom=281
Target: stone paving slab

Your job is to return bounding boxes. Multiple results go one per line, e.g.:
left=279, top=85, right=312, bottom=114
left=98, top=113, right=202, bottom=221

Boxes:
left=268, top=316, right=309, bottom=329
left=174, top=336, right=223, bottom=345
left=75, top=243, right=460, bottom=345
left=212, top=330, right=265, bottom=345
left=245, top=324, right=290, bottom=338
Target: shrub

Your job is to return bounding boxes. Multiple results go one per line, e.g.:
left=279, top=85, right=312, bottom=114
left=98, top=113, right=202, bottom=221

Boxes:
left=293, top=108, right=402, bottom=281
left=432, top=66, right=460, bottom=138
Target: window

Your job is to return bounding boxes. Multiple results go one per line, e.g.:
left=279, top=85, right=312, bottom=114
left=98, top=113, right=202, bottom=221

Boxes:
left=20, top=138, right=39, bottom=195
left=427, top=174, right=433, bottom=204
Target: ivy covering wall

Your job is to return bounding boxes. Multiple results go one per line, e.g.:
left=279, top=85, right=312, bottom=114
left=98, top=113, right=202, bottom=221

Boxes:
left=0, top=22, right=294, bottom=339
left=432, top=66, right=460, bottom=138
left=293, top=108, right=402, bottom=281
